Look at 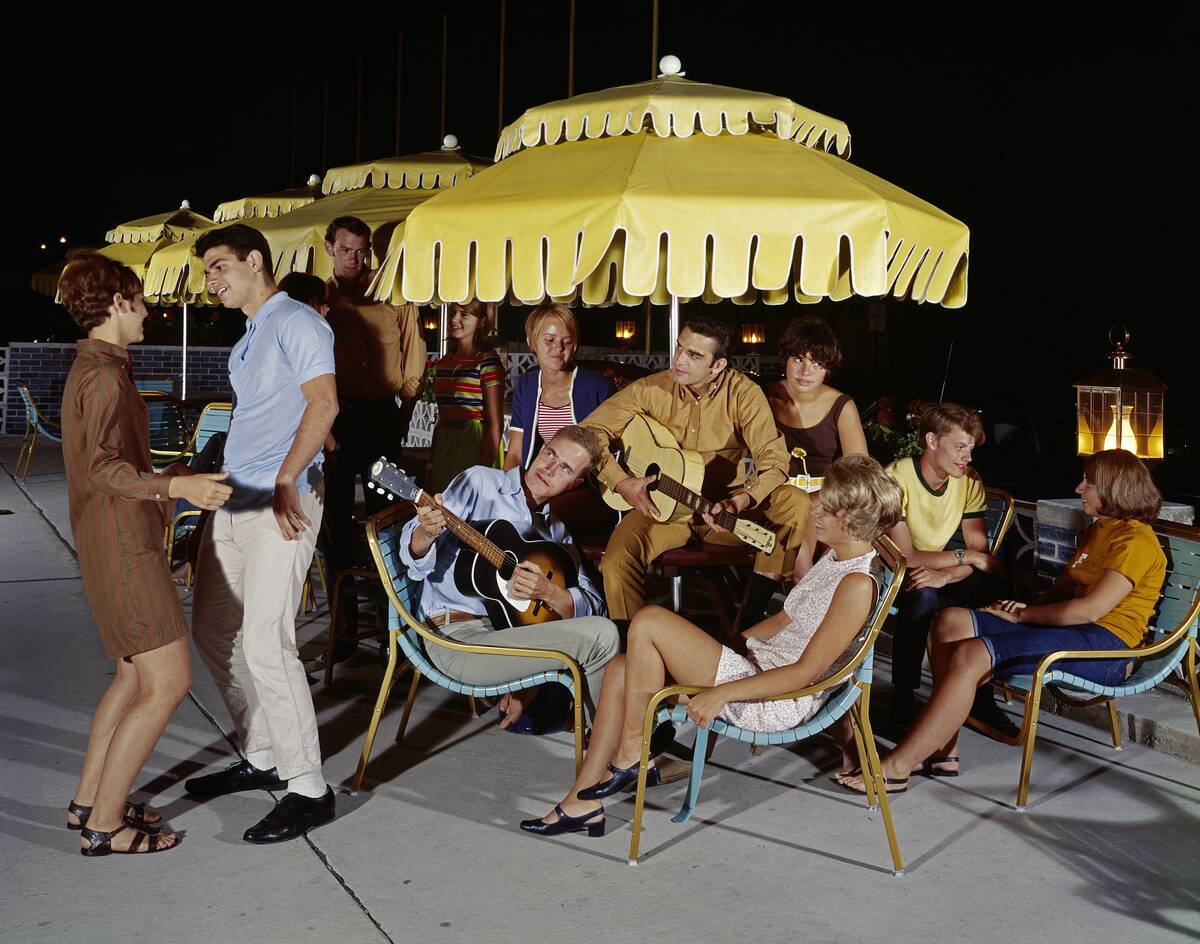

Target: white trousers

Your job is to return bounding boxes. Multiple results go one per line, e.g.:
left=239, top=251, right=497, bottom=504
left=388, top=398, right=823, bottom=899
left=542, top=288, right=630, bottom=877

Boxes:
left=192, top=486, right=324, bottom=780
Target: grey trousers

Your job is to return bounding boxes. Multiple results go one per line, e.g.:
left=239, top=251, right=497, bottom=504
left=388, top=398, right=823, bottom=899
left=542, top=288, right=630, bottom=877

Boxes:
left=424, top=614, right=620, bottom=710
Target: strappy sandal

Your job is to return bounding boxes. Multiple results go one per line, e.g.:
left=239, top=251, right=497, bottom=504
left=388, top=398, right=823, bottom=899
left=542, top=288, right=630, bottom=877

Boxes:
left=67, top=801, right=162, bottom=833
left=837, top=774, right=909, bottom=796
left=79, top=823, right=179, bottom=857
left=914, top=755, right=961, bottom=778
left=830, top=766, right=862, bottom=786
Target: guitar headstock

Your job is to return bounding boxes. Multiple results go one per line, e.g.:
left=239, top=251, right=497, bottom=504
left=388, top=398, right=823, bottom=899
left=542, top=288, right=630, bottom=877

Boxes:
left=368, top=457, right=422, bottom=504
left=732, top=519, right=777, bottom=555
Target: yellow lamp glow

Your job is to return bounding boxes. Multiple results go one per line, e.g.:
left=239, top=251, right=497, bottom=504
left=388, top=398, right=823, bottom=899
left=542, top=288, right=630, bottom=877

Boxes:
left=741, top=323, right=765, bottom=345
left=615, top=320, right=636, bottom=341
left=1074, top=326, right=1166, bottom=461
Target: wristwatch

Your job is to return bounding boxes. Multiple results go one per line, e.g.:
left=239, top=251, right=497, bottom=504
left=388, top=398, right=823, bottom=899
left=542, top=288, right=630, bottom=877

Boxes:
left=954, top=548, right=966, bottom=565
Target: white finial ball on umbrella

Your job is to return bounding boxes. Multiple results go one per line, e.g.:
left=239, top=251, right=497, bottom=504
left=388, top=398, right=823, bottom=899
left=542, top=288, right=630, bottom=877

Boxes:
left=658, top=55, right=684, bottom=77
left=307, top=174, right=321, bottom=187
left=180, top=199, right=191, bottom=209
left=442, top=134, right=460, bottom=150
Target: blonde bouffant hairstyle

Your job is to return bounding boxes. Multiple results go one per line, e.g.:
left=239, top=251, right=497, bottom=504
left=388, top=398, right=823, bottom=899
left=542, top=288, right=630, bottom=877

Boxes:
left=818, top=455, right=904, bottom=544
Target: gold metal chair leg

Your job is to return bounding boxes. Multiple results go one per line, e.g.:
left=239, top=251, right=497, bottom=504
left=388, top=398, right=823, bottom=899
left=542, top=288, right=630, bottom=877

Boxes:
left=1015, top=686, right=1043, bottom=811
left=395, top=669, right=421, bottom=743
left=572, top=675, right=585, bottom=776
left=627, top=699, right=661, bottom=865
left=1106, top=700, right=1122, bottom=749
left=467, top=695, right=478, bottom=716
left=848, top=703, right=877, bottom=809
left=352, top=631, right=403, bottom=791
left=857, top=702, right=904, bottom=874
left=1183, top=640, right=1200, bottom=740
left=315, top=553, right=329, bottom=598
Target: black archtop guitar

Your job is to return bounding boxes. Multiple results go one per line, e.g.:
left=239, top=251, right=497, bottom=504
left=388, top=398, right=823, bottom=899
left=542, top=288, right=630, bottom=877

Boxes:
left=369, top=458, right=579, bottom=629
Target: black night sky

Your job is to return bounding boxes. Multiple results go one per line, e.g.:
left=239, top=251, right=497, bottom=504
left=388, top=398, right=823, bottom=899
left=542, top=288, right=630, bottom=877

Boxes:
left=5, top=3, right=1197, bottom=494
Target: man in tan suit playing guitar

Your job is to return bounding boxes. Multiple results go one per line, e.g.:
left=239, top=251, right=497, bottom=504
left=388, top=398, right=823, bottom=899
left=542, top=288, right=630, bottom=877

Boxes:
left=582, top=315, right=809, bottom=625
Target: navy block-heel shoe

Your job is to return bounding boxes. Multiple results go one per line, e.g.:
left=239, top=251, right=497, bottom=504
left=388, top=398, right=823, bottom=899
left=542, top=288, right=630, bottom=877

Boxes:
left=519, top=803, right=606, bottom=838
left=578, top=761, right=645, bottom=800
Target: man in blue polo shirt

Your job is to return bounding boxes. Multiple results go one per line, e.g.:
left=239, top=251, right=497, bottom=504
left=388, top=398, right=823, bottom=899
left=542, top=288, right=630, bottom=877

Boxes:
left=186, top=224, right=341, bottom=844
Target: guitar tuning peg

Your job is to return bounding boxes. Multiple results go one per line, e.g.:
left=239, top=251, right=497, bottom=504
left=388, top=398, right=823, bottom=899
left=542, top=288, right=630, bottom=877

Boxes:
left=387, top=493, right=395, bottom=501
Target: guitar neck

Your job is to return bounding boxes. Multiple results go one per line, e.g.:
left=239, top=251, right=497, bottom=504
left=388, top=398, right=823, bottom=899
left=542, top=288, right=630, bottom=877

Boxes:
left=415, top=492, right=507, bottom=570
left=653, top=475, right=738, bottom=530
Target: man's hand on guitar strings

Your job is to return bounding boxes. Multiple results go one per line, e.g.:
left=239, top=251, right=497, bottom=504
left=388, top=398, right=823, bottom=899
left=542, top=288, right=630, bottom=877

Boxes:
left=702, top=494, right=752, bottom=533
left=509, top=560, right=552, bottom=603
left=615, top=474, right=661, bottom=519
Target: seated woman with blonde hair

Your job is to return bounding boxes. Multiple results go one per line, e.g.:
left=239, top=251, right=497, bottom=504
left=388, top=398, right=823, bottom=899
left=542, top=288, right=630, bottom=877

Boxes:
left=520, top=454, right=903, bottom=838
left=843, top=448, right=1166, bottom=793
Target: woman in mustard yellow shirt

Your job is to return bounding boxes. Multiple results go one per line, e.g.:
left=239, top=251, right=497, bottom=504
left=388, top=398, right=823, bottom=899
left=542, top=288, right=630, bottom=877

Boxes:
left=843, top=448, right=1166, bottom=793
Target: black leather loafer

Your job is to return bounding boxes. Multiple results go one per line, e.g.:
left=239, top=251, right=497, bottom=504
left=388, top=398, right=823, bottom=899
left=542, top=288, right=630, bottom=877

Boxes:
left=243, top=789, right=336, bottom=844
left=185, top=760, right=287, bottom=798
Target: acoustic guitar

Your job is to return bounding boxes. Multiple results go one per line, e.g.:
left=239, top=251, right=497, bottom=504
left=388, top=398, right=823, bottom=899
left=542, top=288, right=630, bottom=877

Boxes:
left=369, top=459, right=579, bottom=629
left=600, top=413, right=776, bottom=554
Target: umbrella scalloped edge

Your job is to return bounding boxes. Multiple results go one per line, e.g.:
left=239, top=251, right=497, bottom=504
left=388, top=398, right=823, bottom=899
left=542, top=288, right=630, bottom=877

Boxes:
left=375, top=227, right=968, bottom=310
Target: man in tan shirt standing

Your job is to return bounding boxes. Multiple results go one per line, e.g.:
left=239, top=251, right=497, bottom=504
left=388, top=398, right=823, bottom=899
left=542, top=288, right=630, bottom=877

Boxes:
left=582, top=315, right=809, bottom=625
left=322, top=215, right=426, bottom=649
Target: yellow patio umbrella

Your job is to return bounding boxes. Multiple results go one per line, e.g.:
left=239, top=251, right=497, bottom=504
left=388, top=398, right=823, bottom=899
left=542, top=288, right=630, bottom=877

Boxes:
left=105, top=200, right=215, bottom=244
left=371, top=58, right=969, bottom=338
left=322, top=137, right=489, bottom=194
left=213, top=175, right=324, bottom=222
left=31, top=259, right=69, bottom=297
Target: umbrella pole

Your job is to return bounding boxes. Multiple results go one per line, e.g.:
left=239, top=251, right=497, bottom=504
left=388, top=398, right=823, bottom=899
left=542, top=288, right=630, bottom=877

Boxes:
left=669, top=295, right=680, bottom=353
left=439, top=302, right=449, bottom=357
left=182, top=301, right=189, bottom=400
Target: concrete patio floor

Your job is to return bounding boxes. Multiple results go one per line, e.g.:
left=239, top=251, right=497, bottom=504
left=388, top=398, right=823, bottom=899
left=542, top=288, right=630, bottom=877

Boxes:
left=2, top=434, right=1198, bottom=944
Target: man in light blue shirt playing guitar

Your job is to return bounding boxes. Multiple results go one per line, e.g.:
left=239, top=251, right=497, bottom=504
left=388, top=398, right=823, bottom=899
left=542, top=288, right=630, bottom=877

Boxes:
left=389, top=425, right=618, bottom=730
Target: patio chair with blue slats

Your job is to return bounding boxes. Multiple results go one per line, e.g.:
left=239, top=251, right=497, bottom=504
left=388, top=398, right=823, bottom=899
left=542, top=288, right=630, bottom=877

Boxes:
left=353, top=504, right=590, bottom=790
left=15, top=382, right=63, bottom=481
left=973, top=519, right=1200, bottom=810
left=626, top=535, right=908, bottom=871
left=163, top=403, right=233, bottom=580
left=134, top=376, right=175, bottom=395
left=140, top=390, right=193, bottom=468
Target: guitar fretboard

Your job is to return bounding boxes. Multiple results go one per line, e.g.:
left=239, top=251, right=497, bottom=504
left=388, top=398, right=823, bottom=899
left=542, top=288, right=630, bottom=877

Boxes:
left=623, top=461, right=738, bottom=530
left=414, top=492, right=509, bottom=573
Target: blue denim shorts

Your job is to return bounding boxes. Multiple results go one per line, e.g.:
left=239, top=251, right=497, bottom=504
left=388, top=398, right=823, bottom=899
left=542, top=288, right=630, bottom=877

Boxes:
left=968, top=610, right=1134, bottom=686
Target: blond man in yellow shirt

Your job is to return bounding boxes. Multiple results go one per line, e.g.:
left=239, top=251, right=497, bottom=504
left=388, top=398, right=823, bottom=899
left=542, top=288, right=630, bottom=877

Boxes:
left=884, top=403, right=1013, bottom=734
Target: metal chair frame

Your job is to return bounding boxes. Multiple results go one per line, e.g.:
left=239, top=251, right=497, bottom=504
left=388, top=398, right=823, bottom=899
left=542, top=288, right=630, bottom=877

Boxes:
left=354, top=504, right=589, bottom=790
left=626, top=536, right=908, bottom=871
left=974, top=518, right=1200, bottom=809
left=15, top=381, right=62, bottom=481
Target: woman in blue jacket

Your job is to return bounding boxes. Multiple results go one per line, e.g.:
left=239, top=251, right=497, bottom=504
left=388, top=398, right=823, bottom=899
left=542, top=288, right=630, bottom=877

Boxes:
left=506, top=303, right=615, bottom=538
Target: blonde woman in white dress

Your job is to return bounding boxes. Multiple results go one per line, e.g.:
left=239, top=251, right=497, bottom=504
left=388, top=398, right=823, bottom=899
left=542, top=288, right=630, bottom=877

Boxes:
left=520, top=455, right=903, bottom=839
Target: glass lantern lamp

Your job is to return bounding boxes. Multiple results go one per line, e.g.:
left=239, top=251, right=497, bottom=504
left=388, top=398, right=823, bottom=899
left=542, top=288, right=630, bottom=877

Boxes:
left=615, top=320, right=636, bottom=342
left=741, top=323, right=766, bottom=346
left=1074, top=325, right=1166, bottom=460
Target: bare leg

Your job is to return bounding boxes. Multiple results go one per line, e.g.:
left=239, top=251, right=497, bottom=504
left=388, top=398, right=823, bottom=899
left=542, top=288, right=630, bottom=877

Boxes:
left=69, top=661, right=139, bottom=825
left=82, top=638, right=191, bottom=852
left=611, top=606, right=724, bottom=768
left=875, top=637, right=992, bottom=783
left=926, top=607, right=979, bottom=760
left=544, top=656, right=630, bottom=822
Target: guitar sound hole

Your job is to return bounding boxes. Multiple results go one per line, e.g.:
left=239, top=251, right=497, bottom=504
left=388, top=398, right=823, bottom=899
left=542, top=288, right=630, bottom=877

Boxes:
left=646, top=463, right=660, bottom=489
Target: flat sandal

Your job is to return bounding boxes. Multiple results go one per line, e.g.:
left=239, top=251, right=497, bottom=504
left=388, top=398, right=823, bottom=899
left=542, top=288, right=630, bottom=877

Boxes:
left=80, top=823, right=179, bottom=857
left=67, top=800, right=162, bottom=833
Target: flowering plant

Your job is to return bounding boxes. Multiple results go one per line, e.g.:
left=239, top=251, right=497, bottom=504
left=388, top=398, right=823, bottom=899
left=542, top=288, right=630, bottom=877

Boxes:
left=864, top=395, right=925, bottom=463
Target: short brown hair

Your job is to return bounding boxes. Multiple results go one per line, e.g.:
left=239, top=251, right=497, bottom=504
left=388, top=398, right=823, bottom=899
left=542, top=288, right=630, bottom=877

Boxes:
left=549, top=424, right=603, bottom=475
left=524, top=303, right=579, bottom=350
left=819, top=454, right=904, bottom=543
left=195, top=224, right=274, bottom=274
left=324, top=216, right=370, bottom=244
left=1083, top=449, right=1162, bottom=523
left=777, top=316, right=844, bottom=377
left=682, top=314, right=734, bottom=362
left=58, top=252, right=142, bottom=332
left=919, top=402, right=985, bottom=447
left=449, top=300, right=497, bottom=353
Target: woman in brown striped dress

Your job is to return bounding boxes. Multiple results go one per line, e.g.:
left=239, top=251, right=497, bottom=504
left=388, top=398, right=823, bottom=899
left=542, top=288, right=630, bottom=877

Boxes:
left=58, top=253, right=232, bottom=856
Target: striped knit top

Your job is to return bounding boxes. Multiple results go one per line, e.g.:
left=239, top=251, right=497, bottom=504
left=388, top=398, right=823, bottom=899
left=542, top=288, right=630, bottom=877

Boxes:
left=432, top=351, right=504, bottom=423
left=535, top=401, right=576, bottom=446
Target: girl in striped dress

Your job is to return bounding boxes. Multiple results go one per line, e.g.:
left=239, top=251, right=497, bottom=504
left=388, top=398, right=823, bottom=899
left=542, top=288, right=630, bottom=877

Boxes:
left=428, top=301, right=506, bottom=493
